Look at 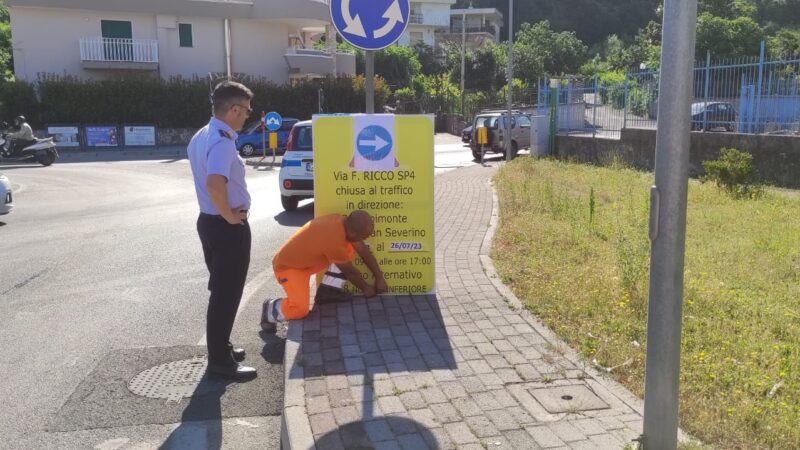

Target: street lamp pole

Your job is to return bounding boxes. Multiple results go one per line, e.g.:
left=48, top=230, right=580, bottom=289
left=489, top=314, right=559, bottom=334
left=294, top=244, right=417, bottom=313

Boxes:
left=460, top=9, right=466, bottom=119
left=642, top=0, right=698, bottom=447
left=505, top=0, right=513, bottom=162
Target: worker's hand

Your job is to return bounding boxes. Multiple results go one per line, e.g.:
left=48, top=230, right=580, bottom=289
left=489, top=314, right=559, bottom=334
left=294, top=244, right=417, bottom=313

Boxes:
left=361, top=285, right=377, bottom=298
left=224, top=207, right=247, bottom=225
left=375, top=277, right=389, bottom=294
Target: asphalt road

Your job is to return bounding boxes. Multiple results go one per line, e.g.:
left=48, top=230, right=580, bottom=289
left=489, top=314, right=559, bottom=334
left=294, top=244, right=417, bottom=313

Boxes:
left=0, top=135, right=480, bottom=449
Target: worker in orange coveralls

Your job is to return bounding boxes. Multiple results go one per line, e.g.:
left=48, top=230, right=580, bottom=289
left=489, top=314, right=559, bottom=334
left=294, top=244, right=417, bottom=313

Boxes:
left=261, top=210, right=388, bottom=330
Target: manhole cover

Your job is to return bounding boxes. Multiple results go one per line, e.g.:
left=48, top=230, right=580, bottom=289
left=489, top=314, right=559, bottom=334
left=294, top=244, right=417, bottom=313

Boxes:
left=528, top=384, right=610, bottom=413
left=128, top=356, right=226, bottom=401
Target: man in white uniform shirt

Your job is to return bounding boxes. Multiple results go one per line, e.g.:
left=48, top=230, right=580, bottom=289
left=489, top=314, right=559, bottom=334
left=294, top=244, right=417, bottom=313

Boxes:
left=188, top=81, right=256, bottom=381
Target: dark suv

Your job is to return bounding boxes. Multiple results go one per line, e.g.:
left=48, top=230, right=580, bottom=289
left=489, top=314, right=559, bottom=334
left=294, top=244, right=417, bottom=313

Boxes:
left=469, top=111, right=532, bottom=160
left=691, top=102, right=736, bottom=132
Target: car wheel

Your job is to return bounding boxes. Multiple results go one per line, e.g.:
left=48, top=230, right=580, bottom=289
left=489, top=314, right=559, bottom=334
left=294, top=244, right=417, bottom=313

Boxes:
left=472, top=146, right=482, bottom=161
left=240, top=144, right=256, bottom=157
left=281, top=195, right=299, bottom=212
left=510, top=141, right=519, bottom=159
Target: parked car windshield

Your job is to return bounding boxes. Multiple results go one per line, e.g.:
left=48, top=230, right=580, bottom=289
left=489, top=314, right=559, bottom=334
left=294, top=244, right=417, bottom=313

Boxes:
left=475, top=116, right=498, bottom=129
left=691, top=103, right=706, bottom=115
left=295, top=126, right=313, bottom=150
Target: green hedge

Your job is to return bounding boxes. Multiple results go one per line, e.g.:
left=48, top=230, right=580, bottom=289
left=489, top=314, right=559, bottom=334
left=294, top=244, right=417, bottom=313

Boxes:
left=0, top=75, right=389, bottom=128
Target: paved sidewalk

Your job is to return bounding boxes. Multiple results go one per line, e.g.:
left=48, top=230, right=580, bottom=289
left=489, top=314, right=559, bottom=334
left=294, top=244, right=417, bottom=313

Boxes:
left=282, top=162, right=646, bottom=450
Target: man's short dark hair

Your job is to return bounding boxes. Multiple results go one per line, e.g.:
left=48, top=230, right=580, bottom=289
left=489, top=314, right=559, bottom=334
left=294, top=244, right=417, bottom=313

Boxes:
left=212, top=81, right=254, bottom=116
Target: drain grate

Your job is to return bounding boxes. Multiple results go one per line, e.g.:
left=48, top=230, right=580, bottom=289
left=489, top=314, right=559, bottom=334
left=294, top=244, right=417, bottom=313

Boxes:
left=128, top=356, right=225, bottom=401
left=528, top=384, right=610, bottom=414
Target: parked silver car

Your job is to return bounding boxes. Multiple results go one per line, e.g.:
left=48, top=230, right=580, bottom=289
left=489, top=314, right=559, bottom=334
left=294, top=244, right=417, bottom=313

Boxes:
left=0, top=172, right=13, bottom=215
left=469, top=110, right=532, bottom=160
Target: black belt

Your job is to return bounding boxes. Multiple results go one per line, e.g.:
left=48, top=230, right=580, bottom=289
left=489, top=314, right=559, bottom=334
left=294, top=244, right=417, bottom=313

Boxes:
left=200, top=210, right=249, bottom=220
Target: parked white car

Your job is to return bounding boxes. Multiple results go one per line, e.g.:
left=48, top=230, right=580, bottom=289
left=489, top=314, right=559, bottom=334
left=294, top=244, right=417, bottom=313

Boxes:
left=0, top=172, right=13, bottom=215
left=279, top=120, right=314, bottom=211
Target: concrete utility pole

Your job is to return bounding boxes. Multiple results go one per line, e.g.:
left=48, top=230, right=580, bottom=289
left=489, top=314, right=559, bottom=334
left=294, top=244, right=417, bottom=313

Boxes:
left=460, top=8, right=466, bottom=118
left=642, top=0, right=698, bottom=448
left=366, top=50, right=375, bottom=114
left=505, top=0, right=513, bottom=162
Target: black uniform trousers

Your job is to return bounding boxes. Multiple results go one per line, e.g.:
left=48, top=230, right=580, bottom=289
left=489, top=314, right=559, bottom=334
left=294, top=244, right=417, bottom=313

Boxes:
left=197, top=213, right=251, bottom=365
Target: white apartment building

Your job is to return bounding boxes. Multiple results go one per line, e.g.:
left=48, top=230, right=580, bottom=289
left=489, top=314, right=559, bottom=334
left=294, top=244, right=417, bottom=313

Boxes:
left=396, top=0, right=456, bottom=48
left=7, top=0, right=356, bottom=84
left=437, top=7, right=503, bottom=52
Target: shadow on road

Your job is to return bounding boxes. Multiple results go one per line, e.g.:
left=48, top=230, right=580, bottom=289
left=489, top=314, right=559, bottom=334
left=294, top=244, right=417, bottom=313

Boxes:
left=259, top=329, right=287, bottom=365
left=158, top=379, right=232, bottom=450
left=273, top=202, right=314, bottom=227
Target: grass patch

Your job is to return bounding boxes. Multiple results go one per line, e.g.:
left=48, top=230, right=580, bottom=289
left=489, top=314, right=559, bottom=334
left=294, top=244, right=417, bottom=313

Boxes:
left=492, top=158, right=800, bottom=449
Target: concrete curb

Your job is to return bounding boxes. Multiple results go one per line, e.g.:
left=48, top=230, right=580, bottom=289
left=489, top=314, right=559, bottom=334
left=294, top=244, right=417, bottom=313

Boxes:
left=281, top=319, right=316, bottom=450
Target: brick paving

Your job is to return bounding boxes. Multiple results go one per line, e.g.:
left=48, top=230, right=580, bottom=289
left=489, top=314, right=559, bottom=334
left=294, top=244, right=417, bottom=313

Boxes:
left=282, top=162, right=647, bottom=449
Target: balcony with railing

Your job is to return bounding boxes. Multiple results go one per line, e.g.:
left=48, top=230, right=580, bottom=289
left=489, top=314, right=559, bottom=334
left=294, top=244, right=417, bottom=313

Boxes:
left=79, top=37, right=159, bottom=70
left=409, top=12, right=424, bottom=25
left=284, top=47, right=356, bottom=78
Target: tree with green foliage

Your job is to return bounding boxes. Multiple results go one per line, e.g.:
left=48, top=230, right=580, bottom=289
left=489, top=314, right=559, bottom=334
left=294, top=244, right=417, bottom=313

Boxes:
left=355, top=45, right=421, bottom=89
left=695, top=12, right=764, bottom=59
left=453, top=0, right=661, bottom=49
left=768, top=28, right=800, bottom=59
left=512, top=21, right=588, bottom=84
left=0, top=1, right=13, bottom=80
left=698, top=0, right=758, bottom=19
left=451, top=41, right=507, bottom=93
left=411, top=43, right=443, bottom=76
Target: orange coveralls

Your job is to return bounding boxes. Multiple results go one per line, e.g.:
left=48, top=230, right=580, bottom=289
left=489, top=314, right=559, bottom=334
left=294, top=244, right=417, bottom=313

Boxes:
left=272, top=214, right=354, bottom=320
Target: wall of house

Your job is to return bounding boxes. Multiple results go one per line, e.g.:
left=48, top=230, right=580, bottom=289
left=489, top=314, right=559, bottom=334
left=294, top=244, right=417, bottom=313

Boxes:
left=10, top=7, right=307, bottom=82
left=10, top=7, right=157, bottom=81
left=229, top=19, right=290, bottom=84
left=420, top=3, right=451, bottom=27
left=400, top=26, right=435, bottom=47
left=156, top=15, right=226, bottom=79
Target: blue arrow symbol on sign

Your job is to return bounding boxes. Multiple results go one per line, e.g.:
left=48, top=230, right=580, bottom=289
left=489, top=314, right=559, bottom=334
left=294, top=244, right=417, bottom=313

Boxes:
left=356, top=125, right=393, bottom=161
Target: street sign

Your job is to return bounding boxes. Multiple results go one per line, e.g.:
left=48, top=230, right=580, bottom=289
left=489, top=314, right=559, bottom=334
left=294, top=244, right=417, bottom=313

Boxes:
left=264, top=111, right=282, bottom=132
left=330, top=0, right=410, bottom=51
left=313, top=114, right=435, bottom=295
left=356, top=125, right=393, bottom=161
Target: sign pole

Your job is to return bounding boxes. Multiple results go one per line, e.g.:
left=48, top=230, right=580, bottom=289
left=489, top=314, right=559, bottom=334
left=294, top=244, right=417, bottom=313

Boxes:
left=366, top=50, right=375, bottom=114
left=460, top=9, right=466, bottom=119
left=642, top=0, right=698, bottom=448
left=272, top=133, right=276, bottom=167
left=505, top=0, right=514, bottom=162
left=261, top=111, right=266, bottom=160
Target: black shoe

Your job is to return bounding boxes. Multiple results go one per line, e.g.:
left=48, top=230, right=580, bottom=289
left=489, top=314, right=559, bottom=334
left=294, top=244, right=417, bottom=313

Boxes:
left=207, top=362, right=258, bottom=381
left=261, top=299, right=277, bottom=333
left=228, top=343, right=246, bottom=362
